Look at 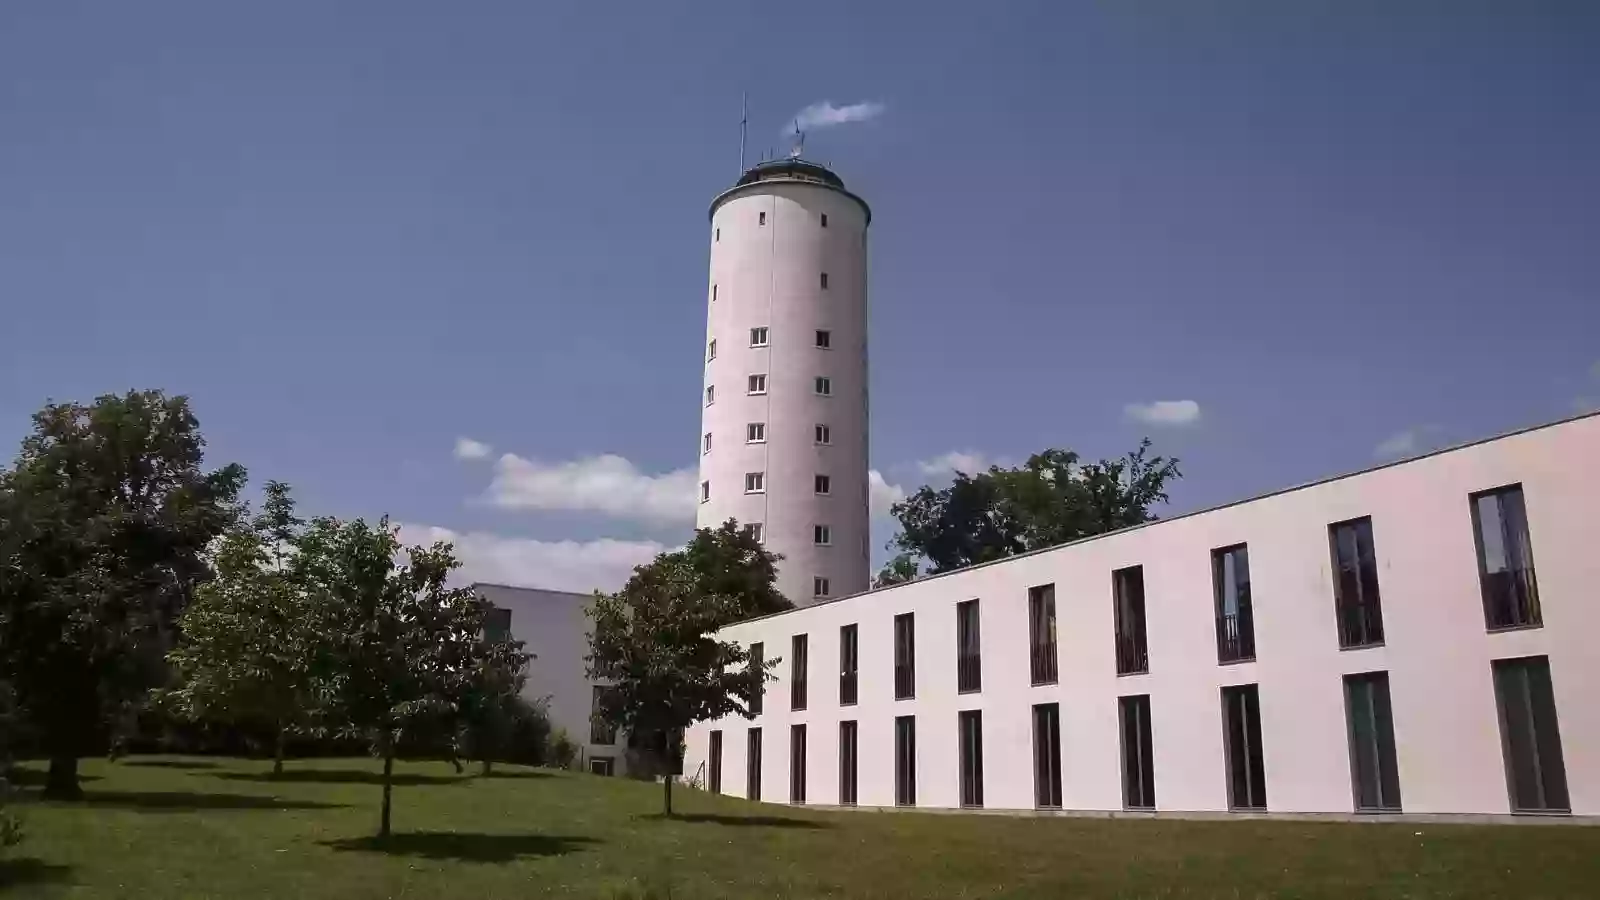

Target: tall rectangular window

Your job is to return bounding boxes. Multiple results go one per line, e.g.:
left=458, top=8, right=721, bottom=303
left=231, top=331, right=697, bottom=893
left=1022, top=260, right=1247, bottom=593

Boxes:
left=1033, top=702, right=1063, bottom=808
left=1113, top=566, right=1149, bottom=675
left=893, top=612, right=915, bottom=699
left=1493, top=655, right=1569, bottom=813
left=812, top=576, right=830, bottom=598
left=894, top=715, right=916, bottom=806
left=705, top=385, right=714, bottom=406
left=748, top=642, right=764, bottom=716
left=1330, top=517, right=1384, bottom=648
left=483, top=606, right=512, bottom=644
left=956, top=599, right=982, bottom=693
left=747, top=727, right=762, bottom=801
left=1471, top=485, right=1542, bottom=630
left=1343, top=671, right=1402, bottom=811
left=814, top=474, right=831, bottom=495
left=1029, top=584, right=1058, bottom=685
left=746, top=422, right=766, bottom=442
left=790, top=723, right=808, bottom=804
left=813, top=524, right=831, bottom=545
left=708, top=730, right=723, bottom=794
left=1213, top=544, right=1256, bottom=663
left=790, top=634, right=808, bottom=711
left=707, top=338, right=716, bottom=360
left=814, top=424, right=831, bottom=445
left=590, top=685, right=616, bottom=745
left=839, top=624, right=858, bottom=706
left=758, top=211, right=766, bottom=226
left=1221, top=684, right=1267, bottom=810
left=820, top=272, right=829, bottom=290
left=814, top=376, right=832, bottom=396
left=958, top=710, right=984, bottom=808
left=700, top=480, right=710, bottom=502
left=820, top=213, right=828, bottom=228
left=838, top=720, right=858, bottom=806
left=1119, top=694, right=1156, bottom=810
left=702, top=432, right=712, bottom=454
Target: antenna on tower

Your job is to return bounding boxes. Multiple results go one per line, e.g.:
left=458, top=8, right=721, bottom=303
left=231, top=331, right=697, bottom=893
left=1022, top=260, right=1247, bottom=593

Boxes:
left=789, top=119, right=805, bottom=159
left=738, top=93, right=748, bottom=173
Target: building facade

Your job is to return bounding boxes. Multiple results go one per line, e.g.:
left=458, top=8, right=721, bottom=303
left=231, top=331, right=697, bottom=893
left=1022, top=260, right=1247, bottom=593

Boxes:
left=697, top=159, right=873, bottom=606
left=684, top=412, right=1600, bottom=817
left=474, top=584, right=626, bottom=776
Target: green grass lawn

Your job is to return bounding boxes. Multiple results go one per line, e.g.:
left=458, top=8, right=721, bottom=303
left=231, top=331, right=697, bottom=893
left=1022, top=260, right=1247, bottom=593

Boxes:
left=3, top=756, right=1598, bottom=899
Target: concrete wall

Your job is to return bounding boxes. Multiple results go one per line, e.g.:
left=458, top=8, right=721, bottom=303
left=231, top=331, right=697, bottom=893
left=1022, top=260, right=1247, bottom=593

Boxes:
left=698, top=171, right=871, bottom=605
left=473, top=584, right=625, bottom=774
left=685, top=413, right=1600, bottom=815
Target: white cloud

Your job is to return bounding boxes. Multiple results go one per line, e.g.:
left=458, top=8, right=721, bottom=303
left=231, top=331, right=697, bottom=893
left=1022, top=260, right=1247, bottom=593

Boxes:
left=485, top=453, right=698, bottom=524
left=1373, top=425, right=1442, bottom=460
left=790, top=100, right=885, bottom=133
left=394, top=523, right=664, bottom=595
left=869, top=469, right=905, bottom=516
left=454, top=437, right=493, bottom=461
left=1124, top=400, right=1202, bottom=427
left=915, top=451, right=990, bottom=478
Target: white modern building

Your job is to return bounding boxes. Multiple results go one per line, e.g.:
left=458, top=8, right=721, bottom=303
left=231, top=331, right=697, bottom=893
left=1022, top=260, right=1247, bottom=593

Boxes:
left=697, top=158, right=873, bottom=606
left=684, top=412, right=1600, bottom=818
left=473, top=584, right=626, bottom=776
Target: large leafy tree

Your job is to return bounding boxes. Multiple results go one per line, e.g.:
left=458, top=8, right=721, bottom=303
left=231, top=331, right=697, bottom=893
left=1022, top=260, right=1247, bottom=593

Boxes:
left=163, top=482, right=329, bottom=776
left=587, top=548, right=777, bottom=816
left=877, top=439, right=1181, bottom=584
left=297, top=516, right=524, bottom=838
left=0, top=391, right=245, bottom=798
left=627, top=520, right=789, bottom=616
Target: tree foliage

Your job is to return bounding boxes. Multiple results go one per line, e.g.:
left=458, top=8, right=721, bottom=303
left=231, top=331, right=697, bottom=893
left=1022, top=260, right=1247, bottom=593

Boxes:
left=877, top=439, right=1182, bottom=584
left=587, top=536, right=779, bottom=814
left=623, top=520, right=790, bottom=616
left=0, top=390, right=245, bottom=798
left=163, top=482, right=328, bottom=776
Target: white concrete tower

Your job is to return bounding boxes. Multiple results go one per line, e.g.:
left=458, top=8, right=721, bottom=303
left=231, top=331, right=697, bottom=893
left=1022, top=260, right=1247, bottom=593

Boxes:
left=698, top=158, right=871, bottom=606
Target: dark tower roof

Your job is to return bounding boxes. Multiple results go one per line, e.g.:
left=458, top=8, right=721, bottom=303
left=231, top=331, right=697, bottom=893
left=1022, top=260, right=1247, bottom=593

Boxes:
left=710, top=157, right=871, bottom=224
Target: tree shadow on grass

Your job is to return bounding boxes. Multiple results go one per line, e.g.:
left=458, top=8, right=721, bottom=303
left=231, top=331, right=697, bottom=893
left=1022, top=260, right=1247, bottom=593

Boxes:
left=639, top=812, right=831, bottom=829
left=477, top=770, right=553, bottom=780
left=321, top=832, right=600, bottom=863
left=0, top=858, right=74, bottom=893
left=117, top=759, right=221, bottom=770
left=6, top=769, right=101, bottom=787
left=60, top=790, right=345, bottom=812
left=211, top=770, right=464, bottom=787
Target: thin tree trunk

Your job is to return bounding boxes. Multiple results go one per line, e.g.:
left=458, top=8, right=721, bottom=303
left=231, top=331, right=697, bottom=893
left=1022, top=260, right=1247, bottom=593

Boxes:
left=663, top=773, right=674, bottom=817
left=481, top=756, right=492, bottom=776
left=379, top=741, right=395, bottom=839
left=272, top=725, right=286, bottom=778
left=44, top=755, right=82, bottom=800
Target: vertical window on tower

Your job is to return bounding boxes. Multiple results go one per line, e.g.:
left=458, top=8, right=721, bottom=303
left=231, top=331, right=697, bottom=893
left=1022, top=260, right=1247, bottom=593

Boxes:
left=702, top=432, right=711, bottom=454
left=814, top=474, right=831, bottom=495
left=814, top=377, right=832, bottom=396
left=820, top=272, right=829, bottom=290
left=705, top=385, right=714, bottom=406
left=815, top=329, right=832, bottom=349
left=715, top=228, right=720, bottom=242
left=707, top=338, right=716, bottom=361
left=813, top=524, right=831, bottom=546
left=746, top=422, right=766, bottom=443
left=744, top=522, right=763, bottom=543
left=750, top=327, right=769, bottom=347
left=821, top=212, right=829, bottom=228
left=700, top=481, right=710, bottom=503
left=813, top=576, right=830, bottom=598
left=712, top=284, right=717, bottom=302
left=759, top=211, right=766, bottom=226
left=815, top=424, right=832, bottom=445
left=744, top=472, right=765, bottom=494
left=748, top=374, right=767, bottom=395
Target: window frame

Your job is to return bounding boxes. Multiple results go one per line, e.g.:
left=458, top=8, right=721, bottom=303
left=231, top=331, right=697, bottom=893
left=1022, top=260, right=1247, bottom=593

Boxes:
left=1328, top=516, right=1385, bottom=649
left=813, top=524, right=831, bottom=546
left=750, top=326, right=769, bottom=347
left=744, top=471, right=765, bottom=494
left=814, top=376, right=832, bottom=396
left=1212, top=544, right=1256, bottom=664
left=746, top=422, right=766, bottom=443
left=747, top=374, right=768, bottom=395
left=815, top=329, right=832, bottom=349
left=790, top=634, right=809, bottom=712
left=1112, top=565, right=1150, bottom=676
left=1470, top=484, right=1542, bottom=631
left=956, top=599, right=982, bottom=694
left=1029, top=584, right=1059, bottom=686
left=814, top=473, right=832, bottom=495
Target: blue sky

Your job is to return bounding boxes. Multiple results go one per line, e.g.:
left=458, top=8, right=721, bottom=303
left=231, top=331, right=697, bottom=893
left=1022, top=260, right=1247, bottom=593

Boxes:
left=2, top=2, right=1596, bottom=592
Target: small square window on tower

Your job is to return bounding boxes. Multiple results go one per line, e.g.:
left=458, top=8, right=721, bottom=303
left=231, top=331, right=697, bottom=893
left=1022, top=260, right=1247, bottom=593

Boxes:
left=814, top=524, right=832, bottom=546
left=815, top=424, right=831, bottom=445
left=747, top=422, right=766, bottom=443
left=745, top=522, right=764, bottom=543
left=750, top=327, right=769, bottom=347
left=700, top=481, right=710, bottom=502
left=759, top=211, right=767, bottom=226
left=702, top=432, right=712, bottom=454
left=814, top=576, right=831, bottom=598
left=745, top=472, right=766, bottom=494
left=815, top=330, right=831, bottom=349
left=748, top=374, right=767, bottom=395
left=705, top=385, right=715, bottom=406
left=820, top=272, right=829, bottom=290
left=815, top=474, right=831, bottom=495
left=814, top=377, right=832, bottom=396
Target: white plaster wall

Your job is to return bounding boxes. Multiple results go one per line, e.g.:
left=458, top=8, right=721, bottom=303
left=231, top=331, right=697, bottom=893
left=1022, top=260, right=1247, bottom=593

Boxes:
left=473, top=584, right=625, bottom=772
left=686, top=413, right=1600, bottom=815
left=698, top=175, right=870, bottom=606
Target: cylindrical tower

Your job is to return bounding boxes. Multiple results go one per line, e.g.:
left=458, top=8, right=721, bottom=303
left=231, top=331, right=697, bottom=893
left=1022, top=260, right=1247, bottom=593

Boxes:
left=698, top=158, right=871, bottom=606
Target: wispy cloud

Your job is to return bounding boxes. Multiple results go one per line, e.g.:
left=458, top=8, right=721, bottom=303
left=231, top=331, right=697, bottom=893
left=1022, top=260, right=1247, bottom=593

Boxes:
left=485, top=453, right=698, bottom=524
left=396, top=523, right=663, bottom=594
left=1124, top=400, right=1202, bottom=427
left=454, top=437, right=493, bottom=461
left=869, top=469, right=905, bottom=516
left=1373, top=424, right=1443, bottom=460
left=915, top=451, right=990, bottom=478
left=789, top=100, right=885, bottom=134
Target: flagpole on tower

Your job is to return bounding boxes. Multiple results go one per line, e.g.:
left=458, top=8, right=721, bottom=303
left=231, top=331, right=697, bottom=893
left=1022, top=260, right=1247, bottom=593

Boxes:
left=738, top=93, right=748, bottom=173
